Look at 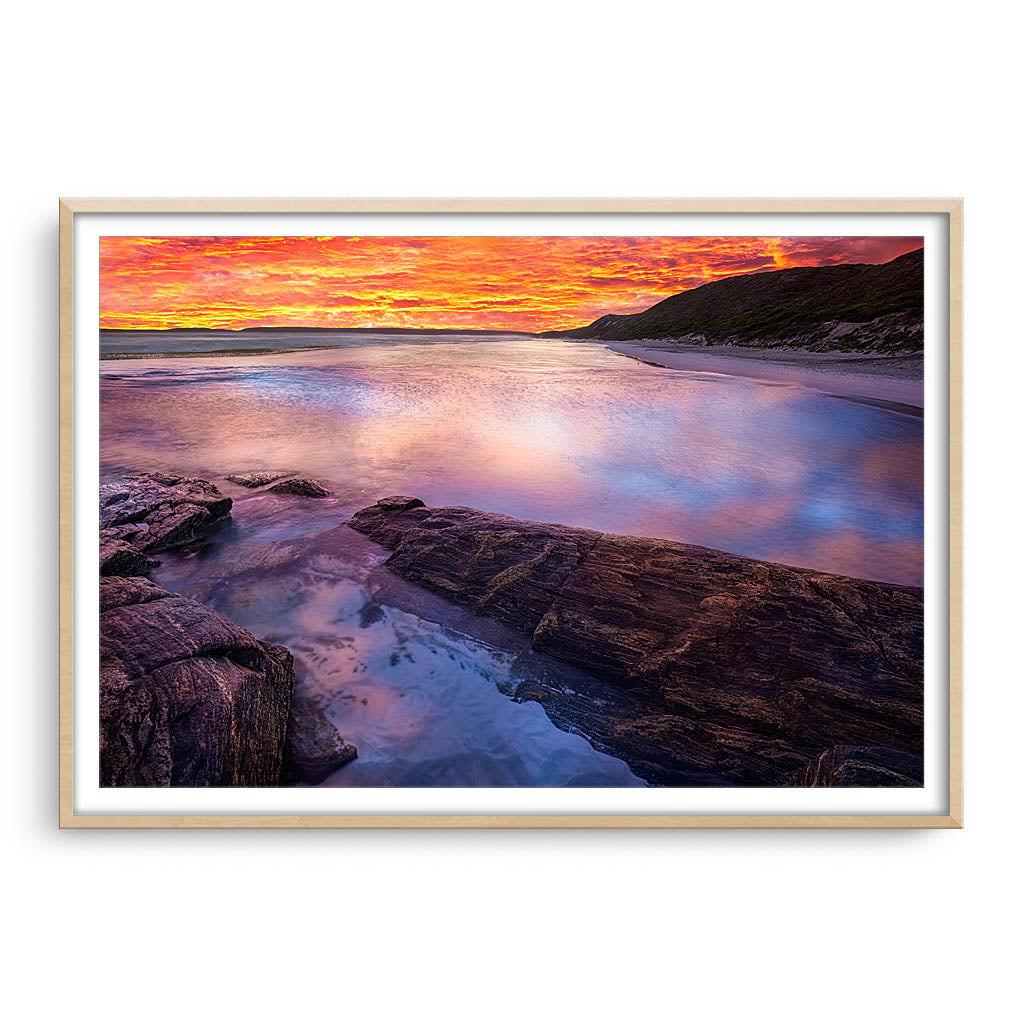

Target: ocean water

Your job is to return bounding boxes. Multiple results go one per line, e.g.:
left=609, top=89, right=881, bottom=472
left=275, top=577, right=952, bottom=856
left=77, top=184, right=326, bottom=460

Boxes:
left=99, top=333, right=924, bottom=786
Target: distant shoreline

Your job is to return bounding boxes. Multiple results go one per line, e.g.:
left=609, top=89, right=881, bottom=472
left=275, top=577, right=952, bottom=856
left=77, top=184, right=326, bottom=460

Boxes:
left=99, top=327, right=535, bottom=360
left=100, top=346, right=334, bottom=360
left=100, top=327, right=533, bottom=337
left=602, top=341, right=924, bottom=412
left=97, top=332, right=924, bottom=413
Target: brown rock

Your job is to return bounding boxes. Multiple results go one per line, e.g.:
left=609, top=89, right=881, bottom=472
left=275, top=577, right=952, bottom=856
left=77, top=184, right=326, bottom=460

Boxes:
left=348, top=497, right=594, bottom=633
left=100, top=576, right=294, bottom=787
left=99, top=471, right=232, bottom=554
left=99, top=536, right=157, bottom=577
left=798, top=745, right=923, bottom=787
left=267, top=477, right=331, bottom=498
left=226, top=471, right=296, bottom=488
left=349, top=498, right=924, bottom=787
left=282, top=697, right=357, bottom=784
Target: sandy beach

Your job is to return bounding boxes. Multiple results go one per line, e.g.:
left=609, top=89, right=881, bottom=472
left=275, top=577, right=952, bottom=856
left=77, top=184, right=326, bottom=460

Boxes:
left=602, top=342, right=924, bottom=412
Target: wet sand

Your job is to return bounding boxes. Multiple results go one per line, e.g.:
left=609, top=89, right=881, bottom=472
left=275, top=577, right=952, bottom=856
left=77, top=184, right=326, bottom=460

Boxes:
left=603, top=342, right=924, bottom=411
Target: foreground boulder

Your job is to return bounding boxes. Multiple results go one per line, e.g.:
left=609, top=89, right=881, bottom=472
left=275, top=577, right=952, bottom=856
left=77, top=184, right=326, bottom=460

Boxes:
left=99, top=471, right=233, bottom=574
left=100, top=577, right=295, bottom=786
left=349, top=497, right=924, bottom=787
left=283, top=697, right=358, bottom=784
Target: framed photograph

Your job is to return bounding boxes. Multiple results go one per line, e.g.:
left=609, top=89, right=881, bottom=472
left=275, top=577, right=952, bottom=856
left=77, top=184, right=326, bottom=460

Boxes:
left=59, top=198, right=962, bottom=828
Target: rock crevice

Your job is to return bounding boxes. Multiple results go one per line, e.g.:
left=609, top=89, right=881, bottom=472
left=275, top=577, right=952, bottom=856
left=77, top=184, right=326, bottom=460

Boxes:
left=98, top=471, right=356, bottom=787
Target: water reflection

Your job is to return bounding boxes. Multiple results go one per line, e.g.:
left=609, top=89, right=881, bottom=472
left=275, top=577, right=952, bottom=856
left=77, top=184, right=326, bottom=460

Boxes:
left=101, top=337, right=923, bottom=584
left=151, top=506, right=645, bottom=787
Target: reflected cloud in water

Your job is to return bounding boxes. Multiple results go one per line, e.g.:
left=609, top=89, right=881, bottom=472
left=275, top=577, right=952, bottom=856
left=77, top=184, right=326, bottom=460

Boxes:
left=101, top=338, right=922, bottom=584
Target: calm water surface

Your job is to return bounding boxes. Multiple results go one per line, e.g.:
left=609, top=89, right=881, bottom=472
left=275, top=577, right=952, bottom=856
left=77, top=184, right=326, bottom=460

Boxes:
left=100, top=335, right=923, bottom=786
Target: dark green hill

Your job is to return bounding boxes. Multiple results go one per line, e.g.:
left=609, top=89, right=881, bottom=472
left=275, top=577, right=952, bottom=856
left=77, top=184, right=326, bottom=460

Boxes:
left=543, top=247, right=923, bottom=351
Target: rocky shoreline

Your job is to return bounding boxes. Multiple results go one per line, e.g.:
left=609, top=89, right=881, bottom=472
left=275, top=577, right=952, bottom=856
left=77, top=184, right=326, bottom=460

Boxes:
left=349, top=497, right=924, bottom=787
left=97, top=474, right=925, bottom=789
left=98, top=471, right=355, bottom=787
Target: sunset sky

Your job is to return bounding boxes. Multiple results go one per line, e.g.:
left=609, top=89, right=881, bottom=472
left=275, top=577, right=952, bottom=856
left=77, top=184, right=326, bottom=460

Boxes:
left=99, top=235, right=923, bottom=332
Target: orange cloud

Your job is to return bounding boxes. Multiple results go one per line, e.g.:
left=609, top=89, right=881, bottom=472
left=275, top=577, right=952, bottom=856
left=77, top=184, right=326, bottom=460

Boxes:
left=99, top=235, right=923, bottom=332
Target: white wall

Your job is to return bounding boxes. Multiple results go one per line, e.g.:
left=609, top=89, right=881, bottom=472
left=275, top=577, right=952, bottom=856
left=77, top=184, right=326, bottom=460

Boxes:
left=2, top=2, right=1017, bottom=1021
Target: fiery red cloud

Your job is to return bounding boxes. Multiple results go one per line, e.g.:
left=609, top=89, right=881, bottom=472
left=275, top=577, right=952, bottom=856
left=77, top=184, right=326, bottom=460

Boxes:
left=99, top=235, right=923, bottom=332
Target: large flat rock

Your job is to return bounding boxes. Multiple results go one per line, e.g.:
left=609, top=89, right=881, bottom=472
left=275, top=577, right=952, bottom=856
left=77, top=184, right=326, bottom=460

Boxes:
left=347, top=496, right=600, bottom=634
left=349, top=497, right=924, bottom=787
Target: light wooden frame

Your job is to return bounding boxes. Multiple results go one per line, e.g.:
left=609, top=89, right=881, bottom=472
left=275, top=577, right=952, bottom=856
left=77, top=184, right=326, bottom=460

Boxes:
left=59, top=197, right=963, bottom=829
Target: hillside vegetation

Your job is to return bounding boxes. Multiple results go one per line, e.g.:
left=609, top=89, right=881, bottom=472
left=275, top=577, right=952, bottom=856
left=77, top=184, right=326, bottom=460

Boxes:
left=543, top=247, right=923, bottom=352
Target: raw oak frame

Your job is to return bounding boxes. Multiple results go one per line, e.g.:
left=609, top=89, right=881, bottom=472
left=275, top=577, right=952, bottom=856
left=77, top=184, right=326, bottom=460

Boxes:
left=59, top=197, right=964, bottom=829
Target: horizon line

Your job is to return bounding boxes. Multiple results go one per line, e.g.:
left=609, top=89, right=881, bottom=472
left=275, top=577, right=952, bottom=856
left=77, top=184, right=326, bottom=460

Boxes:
left=99, top=325, right=541, bottom=334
